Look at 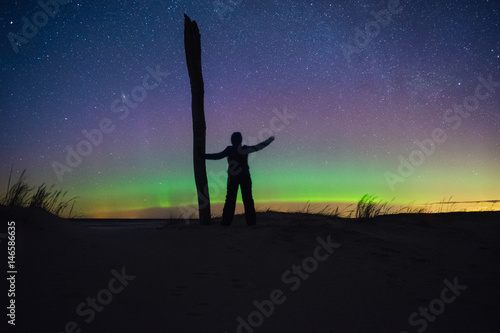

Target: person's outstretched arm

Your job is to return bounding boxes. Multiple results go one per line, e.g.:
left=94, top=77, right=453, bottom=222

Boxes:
left=205, top=147, right=229, bottom=160
left=243, top=136, right=275, bottom=154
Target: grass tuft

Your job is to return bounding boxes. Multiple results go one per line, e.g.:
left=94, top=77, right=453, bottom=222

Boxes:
left=1, top=168, right=78, bottom=218
left=355, top=194, right=388, bottom=219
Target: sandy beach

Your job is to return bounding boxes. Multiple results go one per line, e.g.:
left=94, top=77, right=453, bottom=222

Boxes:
left=3, top=206, right=500, bottom=333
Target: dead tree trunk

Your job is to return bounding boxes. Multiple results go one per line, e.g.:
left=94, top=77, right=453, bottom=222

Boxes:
left=184, top=14, right=211, bottom=225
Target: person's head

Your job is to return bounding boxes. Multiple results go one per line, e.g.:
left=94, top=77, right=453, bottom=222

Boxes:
left=231, top=132, right=242, bottom=146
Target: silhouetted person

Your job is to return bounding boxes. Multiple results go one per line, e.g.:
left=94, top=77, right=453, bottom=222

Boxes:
left=205, top=132, right=274, bottom=226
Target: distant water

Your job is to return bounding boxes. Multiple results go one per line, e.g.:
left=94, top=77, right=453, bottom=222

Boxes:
left=76, top=219, right=172, bottom=230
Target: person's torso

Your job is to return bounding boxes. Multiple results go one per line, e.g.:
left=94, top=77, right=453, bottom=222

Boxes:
left=226, top=145, right=250, bottom=176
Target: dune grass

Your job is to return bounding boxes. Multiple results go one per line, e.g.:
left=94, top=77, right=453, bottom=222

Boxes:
left=1, top=168, right=77, bottom=218
left=355, top=194, right=390, bottom=219
left=320, top=194, right=498, bottom=220
left=292, top=195, right=432, bottom=219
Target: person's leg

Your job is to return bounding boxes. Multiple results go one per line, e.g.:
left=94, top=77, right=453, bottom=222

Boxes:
left=221, top=176, right=239, bottom=225
left=240, top=175, right=256, bottom=225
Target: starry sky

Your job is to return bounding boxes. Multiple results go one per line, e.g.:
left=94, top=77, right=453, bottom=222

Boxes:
left=1, top=0, right=499, bottom=218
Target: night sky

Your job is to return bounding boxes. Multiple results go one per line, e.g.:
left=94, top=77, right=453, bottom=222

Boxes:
left=1, top=0, right=499, bottom=217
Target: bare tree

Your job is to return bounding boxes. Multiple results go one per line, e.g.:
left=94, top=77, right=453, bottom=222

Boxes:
left=184, top=14, right=211, bottom=225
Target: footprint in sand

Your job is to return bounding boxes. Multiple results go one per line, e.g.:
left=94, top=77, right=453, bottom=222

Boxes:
left=191, top=271, right=212, bottom=280
left=170, top=285, right=188, bottom=296
left=230, top=278, right=245, bottom=289
left=226, top=245, right=245, bottom=253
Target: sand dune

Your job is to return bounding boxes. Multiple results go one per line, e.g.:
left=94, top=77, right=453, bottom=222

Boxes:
left=3, top=206, right=500, bottom=333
